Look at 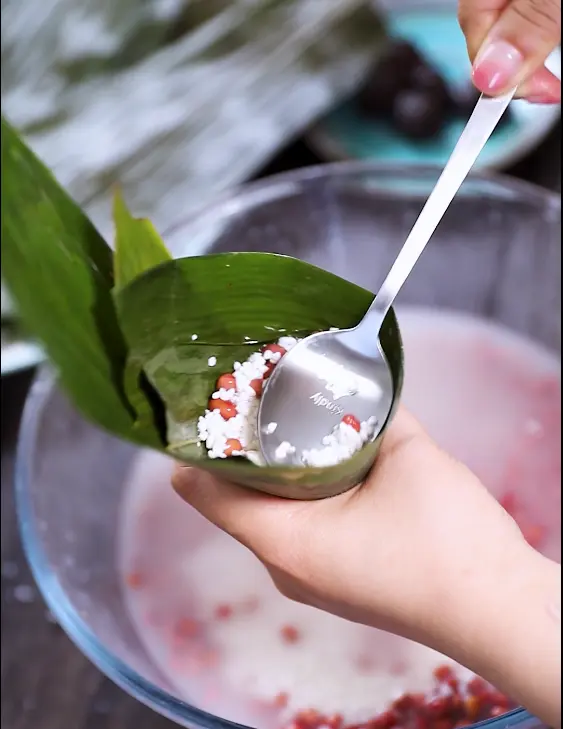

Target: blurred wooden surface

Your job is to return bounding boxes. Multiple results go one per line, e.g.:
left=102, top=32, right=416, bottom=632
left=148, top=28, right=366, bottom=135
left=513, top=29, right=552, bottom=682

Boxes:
left=1, top=129, right=561, bottom=729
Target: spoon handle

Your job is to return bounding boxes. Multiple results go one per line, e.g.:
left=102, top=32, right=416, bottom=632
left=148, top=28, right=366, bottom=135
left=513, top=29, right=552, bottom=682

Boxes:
left=361, top=88, right=516, bottom=332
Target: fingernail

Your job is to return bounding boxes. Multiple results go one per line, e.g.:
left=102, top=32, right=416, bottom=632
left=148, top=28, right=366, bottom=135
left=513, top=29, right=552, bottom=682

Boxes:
left=472, top=40, right=524, bottom=93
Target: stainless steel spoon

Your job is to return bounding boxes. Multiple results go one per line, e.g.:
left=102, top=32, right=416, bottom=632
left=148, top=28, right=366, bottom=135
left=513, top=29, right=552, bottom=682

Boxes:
left=258, top=89, right=516, bottom=466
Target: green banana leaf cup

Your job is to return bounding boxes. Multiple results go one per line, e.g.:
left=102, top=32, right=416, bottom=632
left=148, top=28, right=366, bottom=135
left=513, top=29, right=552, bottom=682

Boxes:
left=2, top=118, right=404, bottom=500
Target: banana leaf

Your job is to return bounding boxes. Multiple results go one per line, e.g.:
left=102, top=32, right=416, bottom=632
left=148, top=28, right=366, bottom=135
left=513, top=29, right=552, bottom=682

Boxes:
left=2, top=117, right=403, bottom=500
left=112, top=189, right=172, bottom=290
left=115, top=254, right=404, bottom=498
left=1, top=117, right=162, bottom=446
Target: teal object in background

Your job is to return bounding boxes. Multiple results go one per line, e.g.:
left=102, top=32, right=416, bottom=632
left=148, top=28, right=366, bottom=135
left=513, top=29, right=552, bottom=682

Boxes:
left=310, top=6, right=561, bottom=170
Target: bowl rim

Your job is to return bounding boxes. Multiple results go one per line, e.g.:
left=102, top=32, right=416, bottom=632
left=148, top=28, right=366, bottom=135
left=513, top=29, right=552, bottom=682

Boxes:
left=163, top=160, right=560, bottom=251
left=16, top=161, right=558, bottom=729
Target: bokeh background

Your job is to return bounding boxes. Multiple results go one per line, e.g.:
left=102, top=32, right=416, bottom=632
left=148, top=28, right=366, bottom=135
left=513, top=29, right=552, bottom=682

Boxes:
left=1, top=1, right=560, bottom=728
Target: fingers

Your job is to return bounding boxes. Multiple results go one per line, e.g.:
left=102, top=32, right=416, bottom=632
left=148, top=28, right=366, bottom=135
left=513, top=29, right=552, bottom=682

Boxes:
left=172, top=408, right=426, bottom=555
left=517, top=65, right=561, bottom=102
left=458, top=0, right=509, bottom=61
left=471, top=0, right=561, bottom=99
left=171, top=466, right=305, bottom=560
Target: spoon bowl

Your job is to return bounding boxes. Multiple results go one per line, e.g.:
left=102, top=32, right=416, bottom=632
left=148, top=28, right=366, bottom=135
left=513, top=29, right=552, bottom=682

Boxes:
left=258, top=90, right=514, bottom=466
left=259, top=329, right=394, bottom=466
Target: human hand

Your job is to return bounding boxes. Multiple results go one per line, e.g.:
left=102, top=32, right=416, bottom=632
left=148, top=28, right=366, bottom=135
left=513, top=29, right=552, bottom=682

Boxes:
left=173, top=408, right=560, bottom=725
left=458, top=0, right=561, bottom=102
left=172, top=408, right=524, bottom=641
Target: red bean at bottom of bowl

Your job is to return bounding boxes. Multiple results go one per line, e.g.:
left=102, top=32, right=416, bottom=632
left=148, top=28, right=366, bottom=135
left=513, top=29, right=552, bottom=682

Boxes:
left=279, top=665, right=516, bottom=729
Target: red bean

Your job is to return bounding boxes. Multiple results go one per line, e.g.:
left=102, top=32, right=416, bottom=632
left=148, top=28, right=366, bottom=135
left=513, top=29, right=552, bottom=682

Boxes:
left=125, top=571, right=144, bottom=590
left=216, top=373, right=237, bottom=391
left=467, top=676, right=488, bottom=696
left=223, top=438, right=243, bottom=456
left=280, top=624, right=300, bottom=644
left=433, top=664, right=456, bottom=683
left=499, top=490, right=517, bottom=515
left=272, top=692, right=289, bottom=709
left=173, top=617, right=199, bottom=640
left=208, top=399, right=237, bottom=419
left=342, top=414, right=361, bottom=432
left=250, top=378, right=263, bottom=395
left=214, top=603, right=234, bottom=620
left=521, top=523, right=545, bottom=548
left=279, top=663, right=515, bottom=729
left=426, top=696, right=452, bottom=718
left=369, top=709, right=399, bottom=729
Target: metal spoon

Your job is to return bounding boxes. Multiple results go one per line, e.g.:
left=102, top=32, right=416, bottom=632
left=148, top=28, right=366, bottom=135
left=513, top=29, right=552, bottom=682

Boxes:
left=258, top=89, right=516, bottom=467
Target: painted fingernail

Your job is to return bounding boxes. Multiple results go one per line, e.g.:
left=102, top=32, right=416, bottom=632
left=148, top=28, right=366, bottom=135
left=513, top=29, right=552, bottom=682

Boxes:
left=472, top=40, right=524, bottom=93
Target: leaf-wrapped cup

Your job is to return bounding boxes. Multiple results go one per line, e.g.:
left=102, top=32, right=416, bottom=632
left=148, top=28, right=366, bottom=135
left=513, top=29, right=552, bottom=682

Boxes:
left=1, top=117, right=404, bottom=500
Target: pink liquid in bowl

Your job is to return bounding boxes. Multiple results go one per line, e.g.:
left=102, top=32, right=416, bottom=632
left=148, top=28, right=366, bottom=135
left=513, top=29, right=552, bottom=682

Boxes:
left=118, top=308, right=561, bottom=728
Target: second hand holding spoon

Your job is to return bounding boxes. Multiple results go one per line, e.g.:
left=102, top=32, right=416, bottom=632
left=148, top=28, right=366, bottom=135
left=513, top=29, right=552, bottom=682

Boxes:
left=258, top=89, right=516, bottom=467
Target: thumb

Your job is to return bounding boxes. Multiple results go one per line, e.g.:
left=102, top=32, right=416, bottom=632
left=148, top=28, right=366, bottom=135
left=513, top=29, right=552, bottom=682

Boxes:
left=472, top=0, right=561, bottom=101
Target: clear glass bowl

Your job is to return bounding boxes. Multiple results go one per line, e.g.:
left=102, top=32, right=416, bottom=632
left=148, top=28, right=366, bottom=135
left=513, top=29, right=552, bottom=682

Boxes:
left=16, top=163, right=560, bottom=729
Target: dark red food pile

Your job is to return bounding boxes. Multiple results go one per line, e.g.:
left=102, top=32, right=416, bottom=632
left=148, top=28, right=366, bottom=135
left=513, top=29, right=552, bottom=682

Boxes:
left=356, top=38, right=512, bottom=141
left=280, top=665, right=516, bottom=729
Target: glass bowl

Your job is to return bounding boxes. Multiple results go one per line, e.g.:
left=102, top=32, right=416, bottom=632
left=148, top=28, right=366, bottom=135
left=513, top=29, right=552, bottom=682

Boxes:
left=15, top=163, right=560, bottom=729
